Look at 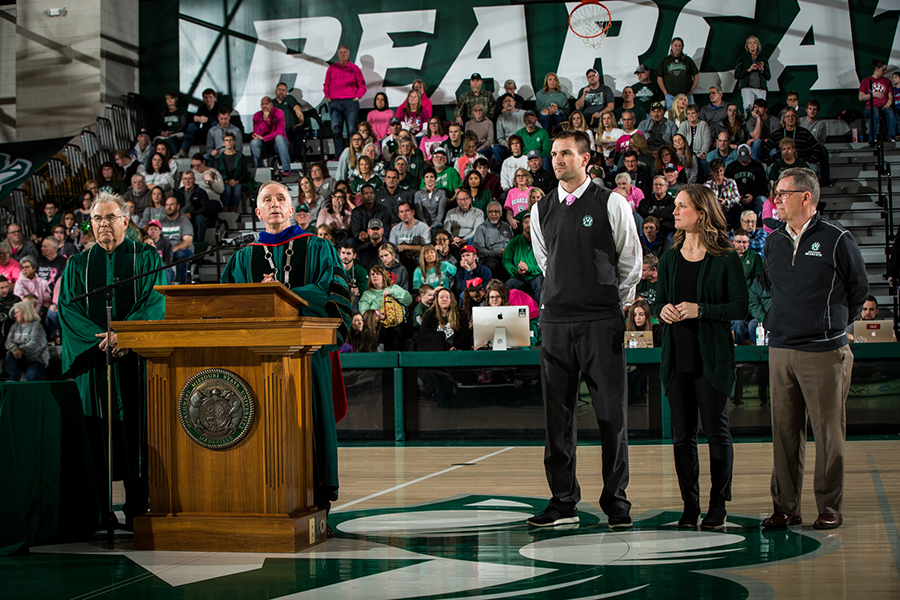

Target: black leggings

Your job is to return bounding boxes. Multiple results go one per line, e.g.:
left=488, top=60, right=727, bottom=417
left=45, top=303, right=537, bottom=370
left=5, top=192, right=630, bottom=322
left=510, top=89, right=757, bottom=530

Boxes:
left=667, top=372, right=733, bottom=505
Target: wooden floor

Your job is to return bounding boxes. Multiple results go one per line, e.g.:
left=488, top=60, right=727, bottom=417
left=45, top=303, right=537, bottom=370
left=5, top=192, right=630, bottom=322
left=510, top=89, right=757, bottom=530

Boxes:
left=330, top=440, right=900, bottom=598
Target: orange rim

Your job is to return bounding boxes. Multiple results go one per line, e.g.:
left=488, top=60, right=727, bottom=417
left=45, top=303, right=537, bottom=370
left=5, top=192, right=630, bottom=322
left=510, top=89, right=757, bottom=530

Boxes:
left=568, top=0, right=612, bottom=40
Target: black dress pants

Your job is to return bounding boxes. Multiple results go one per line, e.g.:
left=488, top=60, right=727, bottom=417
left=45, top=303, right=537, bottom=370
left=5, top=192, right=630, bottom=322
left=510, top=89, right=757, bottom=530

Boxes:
left=666, top=372, right=733, bottom=505
left=540, top=316, right=630, bottom=514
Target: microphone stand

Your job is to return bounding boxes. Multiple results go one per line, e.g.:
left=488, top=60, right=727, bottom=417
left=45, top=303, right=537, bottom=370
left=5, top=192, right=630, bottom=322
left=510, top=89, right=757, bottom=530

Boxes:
left=70, top=235, right=255, bottom=549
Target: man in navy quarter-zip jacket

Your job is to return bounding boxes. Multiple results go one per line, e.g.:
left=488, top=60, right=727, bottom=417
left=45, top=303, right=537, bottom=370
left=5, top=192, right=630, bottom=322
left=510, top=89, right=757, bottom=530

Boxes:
left=761, top=168, right=868, bottom=533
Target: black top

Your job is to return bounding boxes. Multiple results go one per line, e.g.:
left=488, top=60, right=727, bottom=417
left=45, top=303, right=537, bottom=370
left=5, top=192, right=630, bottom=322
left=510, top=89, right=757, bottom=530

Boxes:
left=672, top=252, right=702, bottom=374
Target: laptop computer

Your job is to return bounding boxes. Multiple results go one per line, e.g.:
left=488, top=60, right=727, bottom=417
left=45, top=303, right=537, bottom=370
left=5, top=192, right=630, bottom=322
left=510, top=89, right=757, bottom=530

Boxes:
left=852, top=319, right=894, bottom=343
left=625, top=331, right=654, bottom=348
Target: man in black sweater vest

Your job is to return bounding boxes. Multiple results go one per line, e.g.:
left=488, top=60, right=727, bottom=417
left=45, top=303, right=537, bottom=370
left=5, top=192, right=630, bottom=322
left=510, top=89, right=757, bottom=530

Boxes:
left=528, top=130, right=643, bottom=529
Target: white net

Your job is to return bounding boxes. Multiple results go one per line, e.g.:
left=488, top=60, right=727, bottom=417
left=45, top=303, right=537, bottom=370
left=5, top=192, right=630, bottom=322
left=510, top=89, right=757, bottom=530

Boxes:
left=570, top=3, right=610, bottom=49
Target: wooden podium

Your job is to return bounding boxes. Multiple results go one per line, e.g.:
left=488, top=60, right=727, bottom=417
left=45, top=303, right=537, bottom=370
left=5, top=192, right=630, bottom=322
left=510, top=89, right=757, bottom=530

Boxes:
left=113, top=283, right=340, bottom=553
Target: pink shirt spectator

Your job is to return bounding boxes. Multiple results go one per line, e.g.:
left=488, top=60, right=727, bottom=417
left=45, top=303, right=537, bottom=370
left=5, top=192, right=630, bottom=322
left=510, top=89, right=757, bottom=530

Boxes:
left=367, top=109, right=394, bottom=140
left=509, top=288, right=540, bottom=319
left=14, top=274, right=52, bottom=309
left=504, top=187, right=532, bottom=216
left=396, top=108, right=425, bottom=136
left=762, top=197, right=782, bottom=234
left=399, top=93, right=433, bottom=124
left=0, top=258, right=21, bottom=284
left=619, top=186, right=645, bottom=212
left=253, top=108, right=287, bottom=142
left=324, top=61, right=367, bottom=100
left=615, top=131, right=644, bottom=154
left=419, top=135, right=448, bottom=160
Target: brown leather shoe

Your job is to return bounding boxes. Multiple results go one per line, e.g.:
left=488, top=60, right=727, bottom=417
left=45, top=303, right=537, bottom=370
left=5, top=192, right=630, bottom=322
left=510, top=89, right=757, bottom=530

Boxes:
left=762, top=512, right=802, bottom=529
left=813, top=513, right=842, bottom=529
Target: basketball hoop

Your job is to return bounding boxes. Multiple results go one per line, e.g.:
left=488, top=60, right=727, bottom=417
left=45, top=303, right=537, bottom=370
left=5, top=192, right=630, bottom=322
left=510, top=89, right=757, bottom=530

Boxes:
left=569, top=0, right=612, bottom=50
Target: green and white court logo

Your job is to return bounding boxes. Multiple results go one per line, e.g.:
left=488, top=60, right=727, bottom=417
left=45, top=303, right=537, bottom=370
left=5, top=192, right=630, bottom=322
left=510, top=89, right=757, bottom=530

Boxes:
left=583, top=215, right=594, bottom=227
left=178, top=368, right=255, bottom=450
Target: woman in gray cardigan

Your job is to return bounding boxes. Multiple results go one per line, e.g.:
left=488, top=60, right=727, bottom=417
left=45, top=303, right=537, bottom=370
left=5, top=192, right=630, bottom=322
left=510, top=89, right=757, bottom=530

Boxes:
left=5, top=300, right=49, bottom=381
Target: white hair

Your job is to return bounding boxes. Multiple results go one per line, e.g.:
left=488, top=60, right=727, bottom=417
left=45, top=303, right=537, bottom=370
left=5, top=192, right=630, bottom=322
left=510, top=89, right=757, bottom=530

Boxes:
left=91, top=191, right=130, bottom=221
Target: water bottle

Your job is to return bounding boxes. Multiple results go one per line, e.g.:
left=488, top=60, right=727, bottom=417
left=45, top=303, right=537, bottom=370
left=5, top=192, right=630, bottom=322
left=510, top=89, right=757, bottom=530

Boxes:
left=756, top=323, right=766, bottom=346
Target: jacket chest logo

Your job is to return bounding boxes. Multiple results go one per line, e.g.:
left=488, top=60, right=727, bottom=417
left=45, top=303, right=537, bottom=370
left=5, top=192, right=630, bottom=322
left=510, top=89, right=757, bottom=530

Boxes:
left=805, top=241, right=823, bottom=257
left=583, top=215, right=593, bottom=227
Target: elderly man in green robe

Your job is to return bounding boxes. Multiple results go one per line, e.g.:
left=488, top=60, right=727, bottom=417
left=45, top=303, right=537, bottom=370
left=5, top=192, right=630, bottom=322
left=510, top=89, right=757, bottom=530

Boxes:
left=59, top=191, right=166, bottom=529
left=221, top=180, right=351, bottom=526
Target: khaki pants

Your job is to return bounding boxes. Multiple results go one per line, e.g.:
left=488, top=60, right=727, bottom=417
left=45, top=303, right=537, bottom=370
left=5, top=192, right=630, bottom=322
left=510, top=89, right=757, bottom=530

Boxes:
left=768, top=345, right=853, bottom=515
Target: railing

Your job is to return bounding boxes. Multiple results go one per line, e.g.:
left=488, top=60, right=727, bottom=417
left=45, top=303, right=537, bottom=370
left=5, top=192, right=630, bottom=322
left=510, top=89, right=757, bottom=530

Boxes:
left=870, top=108, right=899, bottom=337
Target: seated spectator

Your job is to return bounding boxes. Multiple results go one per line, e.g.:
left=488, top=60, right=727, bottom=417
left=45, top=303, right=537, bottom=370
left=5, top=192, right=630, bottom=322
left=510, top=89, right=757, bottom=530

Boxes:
left=0, top=276, right=20, bottom=343
left=459, top=278, right=486, bottom=333
left=309, top=162, right=337, bottom=207
left=745, top=98, right=780, bottom=162
left=184, top=88, right=220, bottom=154
left=455, top=244, right=492, bottom=291
left=730, top=228, right=763, bottom=344
left=454, top=136, right=480, bottom=179
left=454, top=73, right=495, bottom=126
left=474, top=158, right=502, bottom=200
left=430, top=148, right=463, bottom=197
left=215, top=131, right=247, bottom=213
left=421, top=287, right=470, bottom=350
left=397, top=89, right=426, bottom=137
left=358, top=121, right=378, bottom=150
left=420, top=117, right=448, bottom=161
left=155, top=91, right=189, bottom=157
left=0, top=242, right=21, bottom=284
left=526, top=150, right=555, bottom=195
left=615, top=172, right=646, bottom=214
left=859, top=59, right=897, bottom=142
left=351, top=184, right=392, bottom=243
left=161, top=195, right=195, bottom=284
left=473, top=202, right=513, bottom=278
left=394, top=155, right=420, bottom=191
left=405, top=79, right=434, bottom=125
left=175, top=171, right=220, bottom=244
left=368, top=92, right=394, bottom=140
left=635, top=254, right=659, bottom=311
left=138, top=153, right=175, bottom=195
left=432, top=228, right=457, bottom=266
left=802, top=99, right=827, bottom=144
left=318, top=190, right=353, bottom=237
left=846, top=296, right=895, bottom=342
left=60, top=212, right=81, bottom=250
left=205, top=107, right=243, bottom=164
left=626, top=299, right=659, bottom=346
left=655, top=145, right=686, bottom=181
left=785, top=90, right=807, bottom=118
left=97, top=162, right=126, bottom=195
left=74, top=192, right=94, bottom=225
left=337, top=133, right=365, bottom=181
left=726, top=145, right=768, bottom=222
left=761, top=194, right=782, bottom=234
left=561, top=110, right=595, bottom=153
left=704, top=158, right=741, bottom=227
left=440, top=123, right=466, bottom=164
left=500, top=136, right=528, bottom=192
left=677, top=104, right=711, bottom=160
left=37, top=236, right=66, bottom=291
left=535, top=71, right=569, bottom=133
left=250, top=96, right=292, bottom=176
left=638, top=101, right=677, bottom=152
left=700, top=86, right=727, bottom=132
left=501, top=211, right=543, bottom=303
left=13, top=256, right=51, bottom=312
left=359, top=264, right=412, bottom=351
left=576, top=68, right=615, bottom=127
left=640, top=215, right=671, bottom=258
left=614, top=111, right=643, bottom=156
left=494, top=94, right=526, bottom=162
left=768, top=138, right=809, bottom=189
left=356, top=219, right=388, bottom=270
left=317, top=224, right=336, bottom=245
left=517, top=111, right=552, bottom=170
left=504, top=169, right=533, bottom=226
left=347, top=311, right=378, bottom=353
left=671, top=133, right=699, bottom=183
left=123, top=174, right=152, bottom=217
left=380, top=117, right=404, bottom=163
left=390, top=200, right=431, bottom=262
left=596, top=111, right=626, bottom=162
left=640, top=176, right=675, bottom=236
left=34, top=200, right=62, bottom=241
left=139, top=187, right=167, bottom=229
left=739, top=209, right=767, bottom=257
left=614, top=87, right=647, bottom=130
left=4, top=300, right=48, bottom=381
left=463, top=170, right=493, bottom=213
left=666, top=94, right=689, bottom=127
left=763, top=108, right=829, bottom=184
left=145, top=219, right=174, bottom=283
left=464, top=104, right=494, bottom=158
left=709, top=130, right=738, bottom=169
left=413, top=244, right=457, bottom=290
left=350, top=156, right=384, bottom=195
left=414, top=169, right=448, bottom=232
left=528, top=187, right=545, bottom=210
left=621, top=150, right=653, bottom=199
left=132, top=128, right=153, bottom=165
left=362, top=143, right=386, bottom=179
left=115, top=149, right=141, bottom=182
left=716, top=103, right=748, bottom=148
left=411, top=284, right=436, bottom=329
left=485, top=279, right=540, bottom=343
left=378, top=242, right=410, bottom=291
left=444, top=189, right=485, bottom=247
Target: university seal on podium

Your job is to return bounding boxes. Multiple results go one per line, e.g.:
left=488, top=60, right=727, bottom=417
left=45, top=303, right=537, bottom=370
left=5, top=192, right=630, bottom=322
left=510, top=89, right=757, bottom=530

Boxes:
left=178, top=369, right=256, bottom=450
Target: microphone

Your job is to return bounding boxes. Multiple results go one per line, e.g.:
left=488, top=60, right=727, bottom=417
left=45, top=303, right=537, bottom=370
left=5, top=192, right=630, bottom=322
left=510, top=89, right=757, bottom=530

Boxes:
left=224, top=232, right=260, bottom=246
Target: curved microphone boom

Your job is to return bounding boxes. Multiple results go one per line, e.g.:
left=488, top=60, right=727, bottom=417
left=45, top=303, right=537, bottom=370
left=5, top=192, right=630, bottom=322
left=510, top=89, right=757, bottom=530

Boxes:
left=225, top=232, right=260, bottom=246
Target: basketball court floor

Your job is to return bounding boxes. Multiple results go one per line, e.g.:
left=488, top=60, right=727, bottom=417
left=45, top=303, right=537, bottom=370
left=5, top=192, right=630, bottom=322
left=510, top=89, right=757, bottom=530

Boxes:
left=4, top=440, right=899, bottom=599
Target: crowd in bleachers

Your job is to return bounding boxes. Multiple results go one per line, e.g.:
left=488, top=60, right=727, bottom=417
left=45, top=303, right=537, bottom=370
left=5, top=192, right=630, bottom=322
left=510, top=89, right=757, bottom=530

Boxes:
left=3, top=37, right=899, bottom=379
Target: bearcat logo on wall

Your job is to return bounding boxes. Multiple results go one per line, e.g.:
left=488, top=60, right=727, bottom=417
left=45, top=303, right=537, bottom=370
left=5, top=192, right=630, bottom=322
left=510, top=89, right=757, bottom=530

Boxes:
left=167, top=0, right=900, bottom=119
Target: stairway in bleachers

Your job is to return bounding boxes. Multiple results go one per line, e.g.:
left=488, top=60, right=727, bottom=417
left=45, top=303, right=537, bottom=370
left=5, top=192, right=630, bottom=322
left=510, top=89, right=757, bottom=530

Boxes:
left=820, top=141, right=899, bottom=311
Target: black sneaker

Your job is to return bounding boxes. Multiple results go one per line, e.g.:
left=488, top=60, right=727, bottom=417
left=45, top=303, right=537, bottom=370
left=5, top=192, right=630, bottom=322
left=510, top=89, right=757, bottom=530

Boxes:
left=701, top=504, right=727, bottom=530
left=608, top=507, right=633, bottom=529
left=526, top=506, right=579, bottom=527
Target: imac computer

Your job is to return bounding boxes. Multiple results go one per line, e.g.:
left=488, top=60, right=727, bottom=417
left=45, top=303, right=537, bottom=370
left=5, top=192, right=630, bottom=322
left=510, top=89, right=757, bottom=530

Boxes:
left=473, top=305, right=531, bottom=350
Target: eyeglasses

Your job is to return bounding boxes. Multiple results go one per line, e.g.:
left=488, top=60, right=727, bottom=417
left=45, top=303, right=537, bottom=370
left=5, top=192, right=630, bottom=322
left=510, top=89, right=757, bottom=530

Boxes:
left=773, top=190, right=804, bottom=199
left=91, top=214, right=125, bottom=224
left=7, top=229, right=20, bottom=234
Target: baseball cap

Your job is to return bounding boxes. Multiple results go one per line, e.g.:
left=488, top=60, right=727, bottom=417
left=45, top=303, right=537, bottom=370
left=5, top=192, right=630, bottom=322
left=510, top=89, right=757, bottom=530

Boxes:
left=586, top=68, right=599, bottom=77
left=389, top=117, right=401, bottom=126
left=737, top=144, right=752, bottom=160
left=651, top=101, right=665, bottom=110
left=663, top=163, right=677, bottom=172
left=526, top=149, right=541, bottom=160
left=367, top=218, right=383, bottom=229
left=461, top=245, right=477, bottom=255
left=138, top=128, right=149, bottom=136
left=297, top=202, right=310, bottom=212
left=147, top=219, right=162, bottom=229
left=470, top=72, right=482, bottom=80
left=524, top=109, right=537, bottom=117
left=432, top=147, right=447, bottom=156
left=634, top=64, right=648, bottom=74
